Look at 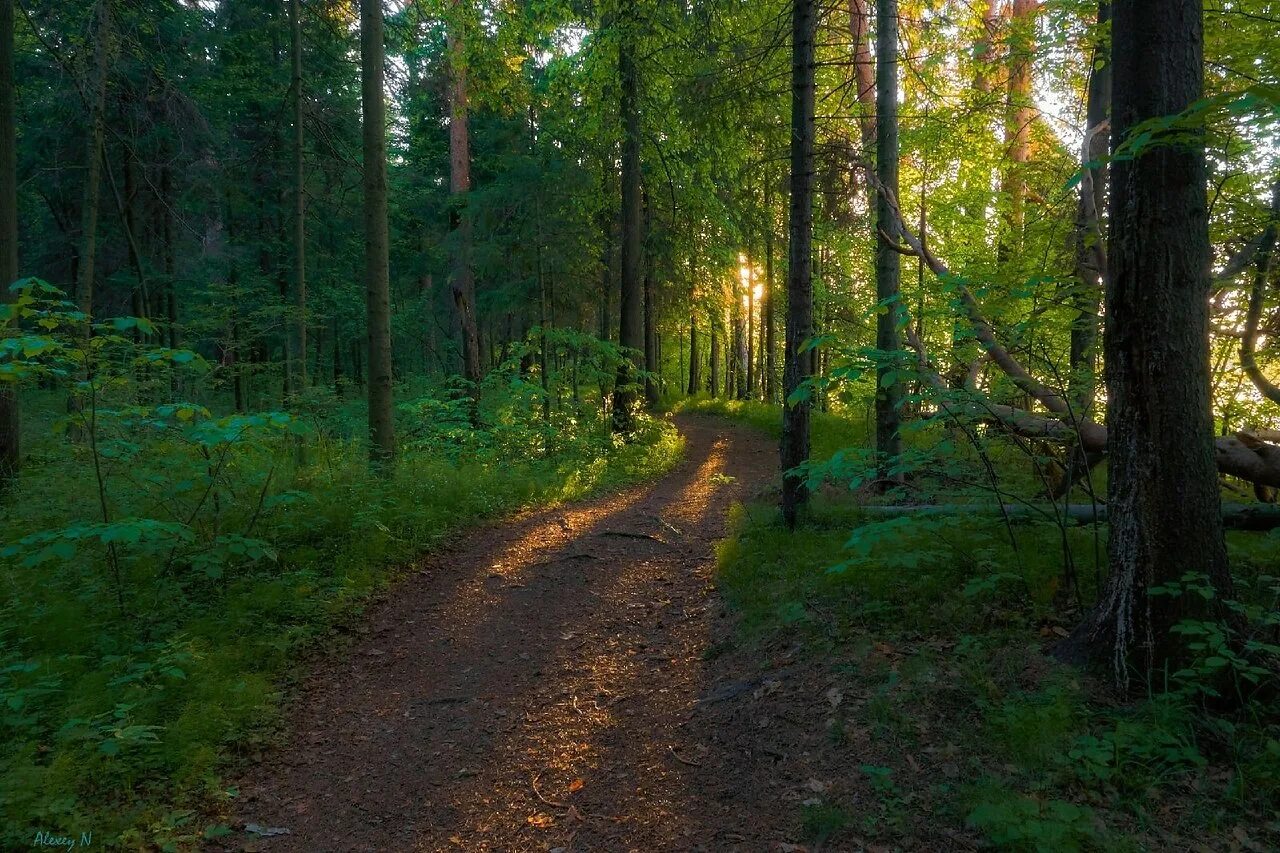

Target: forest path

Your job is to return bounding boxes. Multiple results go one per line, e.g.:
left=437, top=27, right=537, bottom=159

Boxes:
left=220, top=414, right=826, bottom=853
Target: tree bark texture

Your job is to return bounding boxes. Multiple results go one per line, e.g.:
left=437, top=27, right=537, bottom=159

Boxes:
left=781, top=0, right=816, bottom=529
left=361, top=0, right=395, bottom=464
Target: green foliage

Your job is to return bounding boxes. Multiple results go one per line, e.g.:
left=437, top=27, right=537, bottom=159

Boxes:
left=965, top=788, right=1101, bottom=852
left=800, top=801, right=850, bottom=843
left=0, top=286, right=683, bottom=848
left=709, top=404, right=1280, bottom=849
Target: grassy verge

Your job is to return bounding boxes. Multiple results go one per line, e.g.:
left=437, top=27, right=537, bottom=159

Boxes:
left=707, top=406, right=1280, bottom=850
left=0, top=394, right=683, bottom=850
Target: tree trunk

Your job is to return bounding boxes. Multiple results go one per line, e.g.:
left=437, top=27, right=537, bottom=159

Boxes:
left=688, top=312, right=700, bottom=395
left=764, top=180, right=776, bottom=403
left=0, top=0, right=17, bottom=485
left=781, top=0, right=816, bottom=529
left=290, top=0, right=307, bottom=395
left=598, top=161, right=614, bottom=344
left=688, top=253, right=701, bottom=398
left=1066, top=0, right=1232, bottom=689
left=447, top=1, right=481, bottom=396
left=643, top=189, right=659, bottom=406
left=847, top=0, right=876, bottom=150
left=1000, top=0, right=1037, bottom=255
left=612, top=0, right=644, bottom=433
left=746, top=254, right=756, bottom=399
left=708, top=310, right=720, bottom=396
left=874, top=0, right=902, bottom=483
left=76, top=0, right=110, bottom=317
left=732, top=273, right=746, bottom=399
left=361, top=0, right=394, bottom=464
left=1069, top=0, right=1111, bottom=412
left=973, top=0, right=1003, bottom=93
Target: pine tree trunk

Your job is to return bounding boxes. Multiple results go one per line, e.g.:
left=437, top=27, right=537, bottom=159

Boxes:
left=1067, top=0, right=1233, bottom=689
left=746, top=256, right=756, bottom=399
left=764, top=180, right=776, bottom=403
left=688, top=312, right=700, bottom=395
left=874, top=0, right=902, bottom=482
left=290, top=0, right=307, bottom=394
left=448, top=0, right=481, bottom=395
left=612, top=0, right=644, bottom=433
left=643, top=189, right=658, bottom=406
left=76, top=0, right=110, bottom=317
left=709, top=310, right=720, bottom=396
left=781, top=0, right=816, bottom=528
left=361, top=0, right=395, bottom=464
left=0, top=0, right=18, bottom=485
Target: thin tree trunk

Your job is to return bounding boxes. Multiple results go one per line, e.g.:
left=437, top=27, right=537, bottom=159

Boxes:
left=688, top=312, right=700, bottom=395
left=746, top=254, right=756, bottom=399
left=847, top=0, right=876, bottom=149
left=732, top=271, right=746, bottom=399
left=643, top=188, right=658, bottom=406
left=121, top=152, right=146, bottom=330
left=448, top=0, right=481, bottom=396
left=1064, top=0, right=1233, bottom=689
left=76, top=0, right=110, bottom=317
left=709, top=310, right=720, bottom=396
left=612, top=0, right=644, bottom=433
left=599, top=161, right=613, bottom=343
left=1068, top=0, right=1111, bottom=410
left=361, top=0, right=394, bottom=464
left=874, top=0, right=902, bottom=482
left=781, top=0, right=816, bottom=528
left=290, top=0, right=307, bottom=394
left=0, top=0, right=18, bottom=485
left=973, top=0, right=1003, bottom=94
left=160, top=164, right=179, bottom=396
left=764, top=179, right=776, bottom=402
left=1000, top=0, right=1038, bottom=255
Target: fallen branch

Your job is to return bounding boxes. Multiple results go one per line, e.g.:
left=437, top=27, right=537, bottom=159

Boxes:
left=667, top=745, right=702, bottom=767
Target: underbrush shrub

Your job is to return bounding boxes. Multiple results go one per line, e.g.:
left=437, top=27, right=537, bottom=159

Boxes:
left=1, top=282, right=683, bottom=848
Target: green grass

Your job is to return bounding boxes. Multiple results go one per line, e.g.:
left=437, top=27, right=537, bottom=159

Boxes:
left=674, top=395, right=870, bottom=461
left=706, top=402, right=1280, bottom=850
left=0, top=391, right=683, bottom=850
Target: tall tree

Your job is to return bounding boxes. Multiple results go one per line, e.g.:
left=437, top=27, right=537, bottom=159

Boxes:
left=1076, top=0, right=1232, bottom=688
left=1001, top=0, right=1038, bottom=253
left=874, top=0, right=901, bottom=482
left=763, top=177, right=776, bottom=402
left=708, top=308, right=720, bottom=396
left=448, top=0, right=481, bottom=392
left=361, top=0, right=394, bottom=464
left=289, top=0, right=307, bottom=395
left=76, top=0, right=110, bottom=318
left=0, top=0, right=17, bottom=484
left=1068, top=0, right=1111, bottom=409
left=612, top=0, right=644, bottom=433
left=781, top=0, right=816, bottom=529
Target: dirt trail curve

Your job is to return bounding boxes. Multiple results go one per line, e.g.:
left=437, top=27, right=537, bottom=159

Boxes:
left=217, top=414, right=827, bottom=853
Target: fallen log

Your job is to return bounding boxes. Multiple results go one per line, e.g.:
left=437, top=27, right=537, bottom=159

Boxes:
left=852, top=502, right=1280, bottom=531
